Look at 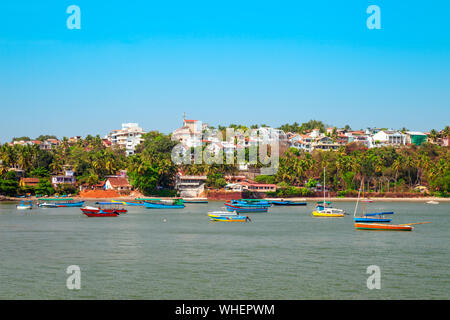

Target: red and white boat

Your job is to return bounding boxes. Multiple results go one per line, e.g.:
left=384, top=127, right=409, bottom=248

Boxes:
left=80, top=205, right=127, bottom=217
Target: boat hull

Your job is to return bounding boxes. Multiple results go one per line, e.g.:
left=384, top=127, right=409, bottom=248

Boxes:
left=144, top=202, right=185, bottom=209
left=271, top=201, right=307, bottom=206
left=111, top=200, right=144, bottom=206
left=354, top=223, right=413, bottom=231
left=56, top=201, right=85, bottom=207
left=208, top=214, right=249, bottom=222
left=225, top=203, right=268, bottom=213
left=81, top=211, right=119, bottom=217
left=353, top=217, right=392, bottom=223
left=16, top=205, right=32, bottom=210
left=183, top=200, right=208, bottom=204
left=312, top=210, right=345, bottom=217
left=230, top=201, right=271, bottom=207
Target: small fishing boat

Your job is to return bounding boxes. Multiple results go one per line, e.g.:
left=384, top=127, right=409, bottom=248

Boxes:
left=426, top=201, right=439, bottom=205
left=232, top=199, right=271, bottom=206
left=208, top=211, right=251, bottom=222
left=229, top=200, right=270, bottom=208
left=111, top=200, right=144, bottom=206
left=224, top=203, right=268, bottom=213
left=16, top=200, right=33, bottom=210
left=354, top=223, right=413, bottom=231
left=81, top=206, right=120, bottom=217
left=270, top=200, right=307, bottom=206
left=94, top=202, right=128, bottom=213
left=144, top=199, right=185, bottom=209
left=353, top=178, right=393, bottom=223
left=37, top=198, right=85, bottom=208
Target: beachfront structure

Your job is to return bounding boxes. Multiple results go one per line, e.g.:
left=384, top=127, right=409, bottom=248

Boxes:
left=225, top=181, right=277, bottom=193
left=104, top=177, right=132, bottom=192
left=175, top=174, right=207, bottom=198
left=107, top=123, right=146, bottom=156
left=406, top=131, right=428, bottom=146
left=371, top=130, right=406, bottom=147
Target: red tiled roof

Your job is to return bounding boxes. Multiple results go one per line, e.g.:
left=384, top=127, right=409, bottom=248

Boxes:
left=107, top=177, right=131, bottom=187
left=21, top=178, right=40, bottom=183
left=184, top=120, right=198, bottom=122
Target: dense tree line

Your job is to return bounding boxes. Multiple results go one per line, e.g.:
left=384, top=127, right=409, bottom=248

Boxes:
left=1, top=127, right=449, bottom=197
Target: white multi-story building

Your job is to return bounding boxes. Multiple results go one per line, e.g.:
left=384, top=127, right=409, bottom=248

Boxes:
left=371, top=130, right=406, bottom=147
left=107, top=123, right=146, bottom=156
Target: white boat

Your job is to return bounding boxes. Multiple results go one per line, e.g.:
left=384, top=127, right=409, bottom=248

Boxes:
left=38, top=202, right=58, bottom=208
left=426, top=201, right=439, bottom=205
left=16, top=200, right=33, bottom=210
left=207, top=211, right=238, bottom=217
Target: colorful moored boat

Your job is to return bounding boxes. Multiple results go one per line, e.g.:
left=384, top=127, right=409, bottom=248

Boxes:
left=224, top=203, right=268, bottom=213
left=144, top=199, right=185, bottom=209
left=312, top=208, right=346, bottom=217
left=16, top=200, right=33, bottom=210
left=111, top=200, right=144, bottom=206
left=232, top=199, right=271, bottom=206
left=354, top=223, right=413, bottom=231
left=81, top=206, right=120, bottom=217
left=353, top=212, right=394, bottom=223
left=271, top=200, right=307, bottom=206
left=208, top=211, right=251, bottom=222
left=37, top=198, right=85, bottom=207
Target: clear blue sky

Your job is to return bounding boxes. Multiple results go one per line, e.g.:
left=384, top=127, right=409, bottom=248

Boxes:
left=1, top=0, right=449, bottom=143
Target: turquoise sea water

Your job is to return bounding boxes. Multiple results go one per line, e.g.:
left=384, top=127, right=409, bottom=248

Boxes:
left=0, top=201, right=448, bottom=299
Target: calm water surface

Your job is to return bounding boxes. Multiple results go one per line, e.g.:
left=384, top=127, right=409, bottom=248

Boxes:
left=0, top=201, right=448, bottom=299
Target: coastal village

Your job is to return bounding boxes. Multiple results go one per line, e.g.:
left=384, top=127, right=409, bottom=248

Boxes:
left=1, top=119, right=449, bottom=201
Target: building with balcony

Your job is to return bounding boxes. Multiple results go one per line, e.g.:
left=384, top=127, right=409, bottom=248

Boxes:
left=107, top=123, right=146, bottom=156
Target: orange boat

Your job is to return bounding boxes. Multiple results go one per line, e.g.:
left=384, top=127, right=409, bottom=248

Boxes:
left=354, top=223, right=413, bottom=231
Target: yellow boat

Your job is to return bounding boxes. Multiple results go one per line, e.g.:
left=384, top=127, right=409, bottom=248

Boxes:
left=312, top=208, right=345, bottom=217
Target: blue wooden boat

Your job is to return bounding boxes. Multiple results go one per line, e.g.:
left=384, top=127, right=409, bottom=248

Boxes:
left=271, top=200, right=307, bottom=206
left=208, top=211, right=251, bottom=222
left=110, top=200, right=144, bottom=206
left=37, top=198, right=84, bottom=207
left=353, top=212, right=394, bottom=223
left=232, top=199, right=271, bottom=206
left=224, top=203, right=268, bottom=213
left=229, top=200, right=271, bottom=208
left=144, top=199, right=185, bottom=209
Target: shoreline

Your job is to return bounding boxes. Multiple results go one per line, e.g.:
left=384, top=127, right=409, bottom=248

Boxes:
left=2, top=196, right=449, bottom=202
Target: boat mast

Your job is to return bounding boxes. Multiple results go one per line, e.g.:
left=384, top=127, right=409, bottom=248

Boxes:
left=353, top=178, right=362, bottom=217
left=323, top=167, right=326, bottom=205
left=362, top=177, right=365, bottom=216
